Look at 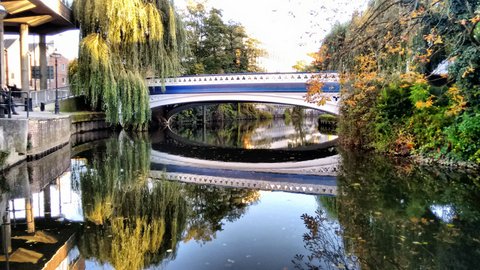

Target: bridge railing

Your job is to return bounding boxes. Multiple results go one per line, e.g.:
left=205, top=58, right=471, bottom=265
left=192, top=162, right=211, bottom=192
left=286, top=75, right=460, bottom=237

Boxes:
left=147, top=72, right=339, bottom=86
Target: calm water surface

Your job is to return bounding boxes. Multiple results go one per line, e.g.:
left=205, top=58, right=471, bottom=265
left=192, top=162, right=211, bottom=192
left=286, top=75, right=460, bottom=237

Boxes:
left=1, top=118, right=479, bottom=270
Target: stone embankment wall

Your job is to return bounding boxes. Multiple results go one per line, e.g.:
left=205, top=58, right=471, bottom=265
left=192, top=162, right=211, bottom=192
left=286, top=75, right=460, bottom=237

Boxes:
left=0, top=119, right=28, bottom=169
left=1, top=113, right=109, bottom=170
left=28, top=117, right=71, bottom=160
left=71, top=113, right=109, bottom=134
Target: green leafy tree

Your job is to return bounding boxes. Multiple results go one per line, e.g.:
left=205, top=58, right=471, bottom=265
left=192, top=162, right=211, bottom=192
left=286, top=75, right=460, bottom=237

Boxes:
left=71, top=0, right=187, bottom=129
left=183, top=2, right=265, bottom=74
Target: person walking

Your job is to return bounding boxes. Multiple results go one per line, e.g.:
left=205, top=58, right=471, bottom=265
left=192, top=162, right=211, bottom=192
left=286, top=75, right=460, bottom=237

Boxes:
left=1, top=87, right=19, bottom=115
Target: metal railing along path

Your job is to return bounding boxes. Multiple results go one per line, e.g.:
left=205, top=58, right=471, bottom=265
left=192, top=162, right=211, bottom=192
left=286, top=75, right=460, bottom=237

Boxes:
left=0, top=87, right=72, bottom=119
left=28, top=87, right=72, bottom=108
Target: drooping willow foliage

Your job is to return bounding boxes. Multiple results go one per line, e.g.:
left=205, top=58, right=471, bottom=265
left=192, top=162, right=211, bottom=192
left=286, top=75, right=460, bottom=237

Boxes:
left=71, top=0, right=187, bottom=129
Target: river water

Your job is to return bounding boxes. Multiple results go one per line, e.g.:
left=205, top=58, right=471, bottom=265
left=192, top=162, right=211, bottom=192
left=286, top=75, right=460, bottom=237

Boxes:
left=1, top=117, right=479, bottom=270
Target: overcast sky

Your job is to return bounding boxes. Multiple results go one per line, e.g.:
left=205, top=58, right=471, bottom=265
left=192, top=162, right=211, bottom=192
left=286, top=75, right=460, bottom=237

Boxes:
left=50, top=0, right=368, bottom=72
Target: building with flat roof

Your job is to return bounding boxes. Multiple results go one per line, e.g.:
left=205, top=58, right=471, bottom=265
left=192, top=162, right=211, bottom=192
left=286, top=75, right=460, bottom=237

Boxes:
left=1, top=0, right=75, bottom=91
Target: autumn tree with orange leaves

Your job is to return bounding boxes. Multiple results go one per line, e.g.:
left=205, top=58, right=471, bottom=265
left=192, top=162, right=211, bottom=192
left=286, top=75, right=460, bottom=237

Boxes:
left=306, top=0, right=480, bottom=164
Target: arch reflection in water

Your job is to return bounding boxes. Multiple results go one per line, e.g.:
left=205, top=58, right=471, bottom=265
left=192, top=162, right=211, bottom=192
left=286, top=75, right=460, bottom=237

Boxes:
left=150, top=122, right=339, bottom=195
left=169, top=116, right=337, bottom=150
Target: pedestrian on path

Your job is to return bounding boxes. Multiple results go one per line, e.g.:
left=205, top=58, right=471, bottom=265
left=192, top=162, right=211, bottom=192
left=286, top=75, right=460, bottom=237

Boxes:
left=1, top=87, right=19, bottom=115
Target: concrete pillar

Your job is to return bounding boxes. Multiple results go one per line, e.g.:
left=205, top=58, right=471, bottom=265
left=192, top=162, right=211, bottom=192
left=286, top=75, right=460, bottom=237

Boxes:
left=0, top=18, right=5, bottom=89
left=58, top=178, right=62, bottom=216
left=20, top=24, right=29, bottom=92
left=25, top=196, right=35, bottom=234
left=39, top=35, right=47, bottom=90
left=1, top=208, right=12, bottom=255
left=44, top=184, right=51, bottom=219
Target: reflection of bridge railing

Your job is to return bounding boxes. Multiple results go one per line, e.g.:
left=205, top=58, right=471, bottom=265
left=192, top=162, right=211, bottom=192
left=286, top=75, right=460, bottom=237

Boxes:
left=151, top=150, right=339, bottom=176
left=150, top=171, right=337, bottom=196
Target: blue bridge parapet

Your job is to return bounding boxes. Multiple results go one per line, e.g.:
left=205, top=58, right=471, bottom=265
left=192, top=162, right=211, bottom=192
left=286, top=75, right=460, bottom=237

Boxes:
left=147, top=72, right=340, bottom=94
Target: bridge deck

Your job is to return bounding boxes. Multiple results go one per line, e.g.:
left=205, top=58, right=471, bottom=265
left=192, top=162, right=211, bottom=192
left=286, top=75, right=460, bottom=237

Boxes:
left=148, top=72, right=341, bottom=116
left=148, top=72, right=340, bottom=94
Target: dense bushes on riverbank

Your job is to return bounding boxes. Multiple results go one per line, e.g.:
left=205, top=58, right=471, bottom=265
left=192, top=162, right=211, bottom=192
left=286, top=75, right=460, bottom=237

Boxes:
left=304, top=0, right=480, bottom=164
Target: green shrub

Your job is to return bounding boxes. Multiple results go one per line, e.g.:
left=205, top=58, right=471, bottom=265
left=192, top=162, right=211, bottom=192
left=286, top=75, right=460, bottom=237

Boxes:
left=445, top=113, right=480, bottom=163
left=318, top=114, right=337, bottom=122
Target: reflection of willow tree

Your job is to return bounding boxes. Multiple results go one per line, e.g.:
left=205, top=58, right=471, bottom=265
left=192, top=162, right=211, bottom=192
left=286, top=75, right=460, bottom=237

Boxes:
left=288, top=106, right=307, bottom=148
left=78, top=134, right=188, bottom=270
left=183, top=185, right=260, bottom=243
left=77, top=133, right=260, bottom=269
left=296, top=151, right=480, bottom=269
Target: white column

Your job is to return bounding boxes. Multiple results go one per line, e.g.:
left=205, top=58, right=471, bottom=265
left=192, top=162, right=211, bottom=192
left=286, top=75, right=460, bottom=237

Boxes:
left=20, top=24, right=30, bottom=92
left=39, top=34, right=47, bottom=90
left=0, top=17, right=5, bottom=89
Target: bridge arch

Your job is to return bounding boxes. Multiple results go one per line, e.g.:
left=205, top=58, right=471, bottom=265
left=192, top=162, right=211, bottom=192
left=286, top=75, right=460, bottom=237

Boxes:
left=150, top=92, right=339, bottom=119
left=148, top=72, right=341, bottom=124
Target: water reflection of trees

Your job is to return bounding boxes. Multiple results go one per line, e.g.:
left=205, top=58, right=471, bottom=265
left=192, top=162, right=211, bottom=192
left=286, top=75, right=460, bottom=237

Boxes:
left=75, top=133, right=259, bottom=269
left=78, top=134, right=186, bottom=270
left=183, top=185, right=260, bottom=243
left=172, top=119, right=273, bottom=148
left=296, top=151, right=480, bottom=269
left=293, top=209, right=359, bottom=270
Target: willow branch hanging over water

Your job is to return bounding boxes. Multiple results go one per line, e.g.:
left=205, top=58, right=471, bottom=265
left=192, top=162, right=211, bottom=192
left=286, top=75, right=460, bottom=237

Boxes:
left=71, top=0, right=187, bottom=129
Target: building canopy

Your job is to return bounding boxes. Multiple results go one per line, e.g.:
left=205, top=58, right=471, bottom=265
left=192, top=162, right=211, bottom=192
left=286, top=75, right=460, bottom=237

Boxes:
left=2, top=0, right=75, bottom=35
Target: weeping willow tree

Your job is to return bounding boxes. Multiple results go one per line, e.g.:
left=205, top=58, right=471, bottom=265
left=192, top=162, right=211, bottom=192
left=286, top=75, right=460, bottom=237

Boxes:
left=71, top=0, right=187, bottom=129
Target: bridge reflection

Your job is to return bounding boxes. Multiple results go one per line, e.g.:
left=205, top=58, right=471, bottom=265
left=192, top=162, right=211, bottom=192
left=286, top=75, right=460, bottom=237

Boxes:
left=151, top=129, right=339, bottom=196
left=169, top=117, right=338, bottom=150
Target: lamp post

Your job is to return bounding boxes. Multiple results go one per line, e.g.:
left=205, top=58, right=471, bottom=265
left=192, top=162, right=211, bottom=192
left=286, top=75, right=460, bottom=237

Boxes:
left=50, top=51, right=61, bottom=114
left=0, top=4, right=8, bottom=90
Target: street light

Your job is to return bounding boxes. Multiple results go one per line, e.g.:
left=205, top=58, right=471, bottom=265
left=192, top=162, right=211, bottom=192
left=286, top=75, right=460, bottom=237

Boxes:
left=0, top=4, right=8, bottom=90
left=50, top=51, right=61, bottom=114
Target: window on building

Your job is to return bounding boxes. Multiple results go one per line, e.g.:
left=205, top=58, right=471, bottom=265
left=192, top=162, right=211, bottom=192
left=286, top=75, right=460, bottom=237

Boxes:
left=11, top=73, right=14, bottom=79
left=62, top=64, right=66, bottom=71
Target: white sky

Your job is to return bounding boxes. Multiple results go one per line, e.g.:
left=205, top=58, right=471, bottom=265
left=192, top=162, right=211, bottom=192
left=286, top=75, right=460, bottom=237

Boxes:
left=176, top=0, right=369, bottom=71
left=48, top=0, right=368, bottom=72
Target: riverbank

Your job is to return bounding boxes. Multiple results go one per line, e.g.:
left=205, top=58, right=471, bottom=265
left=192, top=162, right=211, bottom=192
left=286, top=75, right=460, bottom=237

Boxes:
left=411, top=154, right=480, bottom=171
left=0, top=110, right=110, bottom=170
